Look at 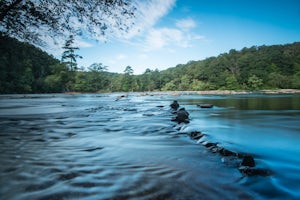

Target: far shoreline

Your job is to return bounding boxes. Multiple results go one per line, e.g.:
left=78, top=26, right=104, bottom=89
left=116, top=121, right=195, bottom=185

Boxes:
left=163, top=89, right=300, bottom=96
left=62, top=89, right=300, bottom=96
left=1, top=89, right=300, bottom=97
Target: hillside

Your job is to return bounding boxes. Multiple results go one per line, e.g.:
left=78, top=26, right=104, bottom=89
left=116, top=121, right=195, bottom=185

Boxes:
left=0, top=36, right=60, bottom=93
left=1, top=35, right=300, bottom=94
left=159, top=42, right=300, bottom=90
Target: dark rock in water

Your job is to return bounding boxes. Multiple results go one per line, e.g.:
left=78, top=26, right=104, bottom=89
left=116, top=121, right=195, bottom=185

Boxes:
left=170, top=100, right=179, bottom=110
left=123, top=108, right=137, bottom=112
left=241, top=155, right=255, bottom=167
left=197, top=104, right=214, bottom=108
left=115, top=94, right=127, bottom=101
left=189, top=131, right=204, bottom=140
left=239, top=166, right=271, bottom=176
left=172, top=108, right=190, bottom=123
left=203, top=141, right=218, bottom=148
left=219, top=148, right=237, bottom=157
left=211, top=146, right=223, bottom=153
left=83, top=147, right=104, bottom=152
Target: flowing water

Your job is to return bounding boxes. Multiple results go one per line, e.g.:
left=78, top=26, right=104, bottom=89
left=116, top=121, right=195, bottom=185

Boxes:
left=0, top=93, right=299, bottom=200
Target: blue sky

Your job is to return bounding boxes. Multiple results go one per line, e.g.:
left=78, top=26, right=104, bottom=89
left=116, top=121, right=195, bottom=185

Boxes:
left=70, top=0, right=300, bottom=74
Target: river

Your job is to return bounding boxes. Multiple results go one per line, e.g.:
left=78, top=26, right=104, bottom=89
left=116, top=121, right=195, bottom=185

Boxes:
left=0, top=92, right=299, bottom=200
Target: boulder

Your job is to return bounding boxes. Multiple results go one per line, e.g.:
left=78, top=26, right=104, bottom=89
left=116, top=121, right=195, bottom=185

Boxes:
left=203, top=141, right=218, bottom=148
left=240, top=155, right=255, bottom=167
left=219, top=148, right=237, bottom=157
left=170, top=100, right=179, bottom=110
left=189, top=131, right=204, bottom=140
left=173, top=108, right=189, bottom=123
left=239, top=166, right=271, bottom=176
left=197, top=104, right=214, bottom=108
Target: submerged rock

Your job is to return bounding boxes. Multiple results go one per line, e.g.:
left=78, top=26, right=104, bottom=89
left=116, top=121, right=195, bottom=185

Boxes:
left=170, top=100, right=179, bottom=110
left=239, top=166, right=272, bottom=176
left=241, top=155, right=256, bottom=167
left=219, top=148, right=237, bottom=157
left=189, top=131, right=204, bottom=140
left=197, top=104, right=214, bottom=108
left=202, top=141, right=218, bottom=148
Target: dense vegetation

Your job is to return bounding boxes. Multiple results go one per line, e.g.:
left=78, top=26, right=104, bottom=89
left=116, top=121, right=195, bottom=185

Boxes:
left=1, top=35, right=300, bottom=94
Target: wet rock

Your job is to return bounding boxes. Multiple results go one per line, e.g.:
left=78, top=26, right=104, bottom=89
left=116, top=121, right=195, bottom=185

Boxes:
left=240, top=155, right=255, bottom=167
left=115, top=94, right=127, bottom=101
left=211, top=146, right=223, bottom=153
left=123, top=108, right=137, bottom=112
left=83, top=147, right=104, bottom=152
left=219, top=148, right=237, bottom=157
left=170, top=100, right=179, bottom=110
left=239, top=166, right=271, bottom=176
left=172, top=108, right=190, bottom=123
left=197, top=104, right=214, bottom=108
left=202, top=141, right=218, bottom=148
left=189, top=131, right=204, bottom=140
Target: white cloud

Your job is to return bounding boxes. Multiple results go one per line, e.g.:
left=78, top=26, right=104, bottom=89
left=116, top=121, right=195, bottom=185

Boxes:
left=74, top=38, right=93, bottom=48
left=142, top=19, right=205, bottom=51
left=176, top=18, right=197, bottom=30
left=144, top=28, right=186, bottom=51
left=119, top=0, right=176, bottom=39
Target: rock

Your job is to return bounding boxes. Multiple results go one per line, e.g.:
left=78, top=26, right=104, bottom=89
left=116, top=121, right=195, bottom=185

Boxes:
left=239, top=166, right=271, bottom=176
left=173, top=108, right=189, bottom=123
left=203, top=141, right=217, bottom=148
left=211, top=146, right=223, bottom=153
left=170, top=100, right=179, bottom=110
left=189, top=131, right=204, bottom=140
left=219, top=148, right=237, bottom=157
left=197, top=104, right=214, bottom=108
left=240, top=155, right=255, bottom=167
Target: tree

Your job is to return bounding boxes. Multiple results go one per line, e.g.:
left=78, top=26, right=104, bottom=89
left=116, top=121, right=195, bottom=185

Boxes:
left=0, top=0, right=136, bottom=46
left=122, top=66, right=134, bottom=91
left=247, top=75, right=263, bottom=90
left=61, top=35, right=82, bottom=71
left=225, top=75, right=240, bottom=90
left=86, top=63, right=109, bottom=92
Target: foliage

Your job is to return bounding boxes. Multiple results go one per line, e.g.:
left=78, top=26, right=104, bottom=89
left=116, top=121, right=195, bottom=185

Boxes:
left=0, top=0, right=136, bottom=46
left=1, top=36, right=300, bottom=94
left=61, top=35, right=82, bottom=71
left=0, top=35, right=60, bottom=93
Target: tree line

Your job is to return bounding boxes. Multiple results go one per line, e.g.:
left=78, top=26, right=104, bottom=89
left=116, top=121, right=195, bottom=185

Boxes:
left=1, top=35, right=300, bottom=94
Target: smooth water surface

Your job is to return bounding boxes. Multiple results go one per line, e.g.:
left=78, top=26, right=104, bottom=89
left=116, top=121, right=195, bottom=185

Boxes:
left=0, top=93, right=299, bottom=199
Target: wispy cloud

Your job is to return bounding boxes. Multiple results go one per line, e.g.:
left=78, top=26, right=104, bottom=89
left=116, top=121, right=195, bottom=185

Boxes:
left=176, top=18, right=197, bottom=30
left=144, top=28, right=185, bottom=50
left=142, top=17, right=205, bottom=51
left=121, top=0, right=176, bottom=39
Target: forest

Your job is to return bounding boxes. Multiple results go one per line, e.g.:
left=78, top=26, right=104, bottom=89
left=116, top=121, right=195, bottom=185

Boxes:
left=1, top=35, right=300, bottom=94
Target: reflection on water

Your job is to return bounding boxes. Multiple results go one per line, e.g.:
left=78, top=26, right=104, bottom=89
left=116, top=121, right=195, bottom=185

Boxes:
left=0, top=93, right=299, bottom=199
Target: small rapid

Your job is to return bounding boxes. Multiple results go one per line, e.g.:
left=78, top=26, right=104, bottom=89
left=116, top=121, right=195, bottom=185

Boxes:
left=0, top=93, right=299, bottom=199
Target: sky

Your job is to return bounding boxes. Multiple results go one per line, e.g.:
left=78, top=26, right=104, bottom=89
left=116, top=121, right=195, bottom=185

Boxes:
left=63, top=0, right=300, bottom=74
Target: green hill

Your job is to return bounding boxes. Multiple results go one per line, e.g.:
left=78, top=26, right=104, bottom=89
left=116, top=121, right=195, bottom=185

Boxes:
left=0, top=36, right=60, bottom=93
left=158, top=42, right=300, bottom=91
left=1, top=35, right=300, bottom=93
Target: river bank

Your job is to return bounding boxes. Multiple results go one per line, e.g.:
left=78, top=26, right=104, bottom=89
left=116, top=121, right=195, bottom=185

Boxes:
left=165, top=89, right=300, bottom=96
left=64, top=89, right=300, bottom=96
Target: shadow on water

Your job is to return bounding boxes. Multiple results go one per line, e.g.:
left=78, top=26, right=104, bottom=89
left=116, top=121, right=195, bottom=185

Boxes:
left=0, top=93, right=299, bottom=199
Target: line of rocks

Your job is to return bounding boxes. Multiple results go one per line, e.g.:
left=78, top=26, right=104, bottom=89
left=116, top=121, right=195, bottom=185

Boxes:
left=170, top=100, right=271, bottom=177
